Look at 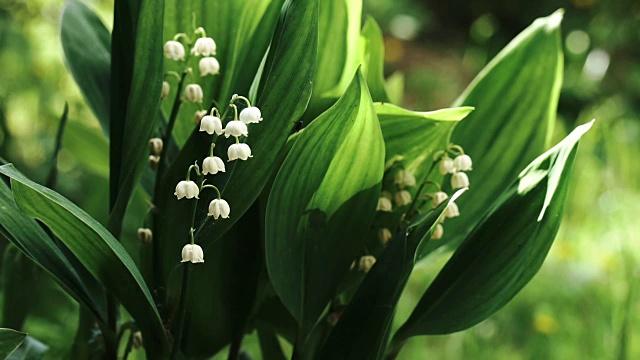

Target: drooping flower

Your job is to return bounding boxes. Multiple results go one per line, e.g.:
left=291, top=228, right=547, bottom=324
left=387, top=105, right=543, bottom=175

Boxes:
left=208, top=198, right=231, bottom=219
left=376, top=197, right=393, bottom=212
left=358, top=256, right=377, bottom=272
left=431, top=224, right=444, bottom=240
left=394, top=169, right=416, bottom=187
left=445, top=202, right=460, bottom=218
left=148, top=155, right=160, bottom=169
left=227, top=143, right=252, bottom=161
left=439, top=156, right=456, bottom=175
left=432, top=191, right=448, bottom=207
left=181, top=244, right=204, bottom=263
left=164, top=40, right=185, bottom=61
left=453, top=154, right=473, bottom=171
left=184, top=84, right=204, bottom=103
left=202, top=156, right=225, bottom=175
left=194, top=110, right=207, bottom=124
left=149, top=138, right=163, bottom=156
left=137, top=228, right=153, bottom=244
left=174, top=180, right=199, bottom=199
left=451, top=172, right=470, bottom=189
left=378, top=228, right=392, bottom=245
left=394, top=190, right=412, bottom=206
left=224, top=120, right=248, bottom=138
left=192, top=37, right=217, bottom=56
left=239, top=106, right=263, bottom=124
left=199, top=57, right=220, bottom=76
left=161, top=81, right=170, bottom=99
left=199, top=115, right=223, bottom=135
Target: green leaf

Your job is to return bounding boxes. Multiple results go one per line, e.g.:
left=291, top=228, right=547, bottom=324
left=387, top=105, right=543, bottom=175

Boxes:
left=0, top=328, right=26, bottom=359
left=395, top=121, right=593, bottom=339
left=108, top=0, right=165, bottom=237
left=60, top=0, right=111, bottom=135
left=1, top=245, right=38, bottom=330
left=384, top=71, right=404, bottom=105
left=317, top=190, right=465, bottom=360
left=358, top=16, right=389, bottom=103
left=265, top=69, right=385, bottom=340
left=0, top=165, right=168, bottom=356
left=8, top=336, right=48, bottom=360
left=443, top=10, right=564, bottom=250
left=0, top=180, right=106, bottom=326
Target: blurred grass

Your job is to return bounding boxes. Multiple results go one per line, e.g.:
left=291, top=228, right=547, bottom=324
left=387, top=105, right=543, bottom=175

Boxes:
left=0, top=0, right=638, bottom=358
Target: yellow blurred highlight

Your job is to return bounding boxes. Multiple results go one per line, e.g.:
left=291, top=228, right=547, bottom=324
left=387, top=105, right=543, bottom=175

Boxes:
left=384, top=37, right=405, bottom=63
left=533, top=313, right=558, bottom=334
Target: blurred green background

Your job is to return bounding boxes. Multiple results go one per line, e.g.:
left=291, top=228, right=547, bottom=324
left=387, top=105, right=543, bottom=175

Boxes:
left=0, top=0, right=638, bottom=358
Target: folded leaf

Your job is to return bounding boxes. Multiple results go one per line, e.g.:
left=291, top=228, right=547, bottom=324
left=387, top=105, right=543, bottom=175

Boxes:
left=265, top=69, right=385, bottom=340
left=0, top=165, right=168, bottom=356
left=395, top=121, right=593, bottom=339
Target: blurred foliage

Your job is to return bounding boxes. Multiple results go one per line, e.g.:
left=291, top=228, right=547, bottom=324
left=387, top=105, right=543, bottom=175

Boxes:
left=0, top=0, right=638, bottom=358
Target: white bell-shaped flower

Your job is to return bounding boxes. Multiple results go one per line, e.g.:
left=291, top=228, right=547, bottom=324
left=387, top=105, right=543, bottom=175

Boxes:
left=451, top=172, right=470, bottom=189
left=164, top=40, right=185, bottom=61
left=148, top=155, right=160, bottom=169
left=174, top=180, right=199, bottom=199
left=376, top=197, right=393, bottom=212
left=358, top=256, right=377, bottom=272
left=431, top=224, right=444, bottom=240
left=149, top=138, right=163, bottom=156
left=181, top=244, right=204, bottom=263
left=137, top=228, right=153, bottom=244
left=208, top=198, right=231, bottom=219
left=194, top=110, right=207, bottom=124
left=227, top=143, right=252, bottom=161
left=161, top=81, right=170, bottom=99
left=445, top=202, right=460, bottom=218
left=394, top=190, right=412, bottom=206
left=199, top=115, right=223, bottom=135
left=199, top=57, right=220, bottom=76
left=224, top=120, right=248, bottom=138
left=202, top=156, right=225, bottom=175
left=432, top=191, right=448, bottom=207
left=439, top=156, right=456, bottom=175
left=184, top=84, right=203, bottom=103
left=192, top=37, right=217, bottom=56
left=394, top=169, right=417, bottom=187
left=378, top=228, right=392, bottom=245
left=453, top=154, right=473, bottom=171
left=239, top=106, right=263, bottom=124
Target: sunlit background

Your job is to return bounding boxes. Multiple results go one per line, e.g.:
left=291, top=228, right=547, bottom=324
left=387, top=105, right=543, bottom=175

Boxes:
left=0, top=0, right=638, bottom=358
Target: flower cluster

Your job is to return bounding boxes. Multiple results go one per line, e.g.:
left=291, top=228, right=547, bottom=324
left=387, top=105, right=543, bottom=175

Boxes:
left=374, top=167, right=417, bottom=244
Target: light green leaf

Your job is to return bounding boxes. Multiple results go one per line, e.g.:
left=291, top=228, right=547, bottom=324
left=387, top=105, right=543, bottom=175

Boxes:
left=0, top=328, right=26, bottom=359
left=265, top=69, right=385, bottom=340
left=0, top=165, right=168, bottom=356
left=60, top=0, right=111, bottom=135
left=395, top=121, right=593, bottom=339
left=442, top=10, right=564, bottom=250
left=385, top=71, right=404, bottom=105
left=358, top=16, right=389, bottom=103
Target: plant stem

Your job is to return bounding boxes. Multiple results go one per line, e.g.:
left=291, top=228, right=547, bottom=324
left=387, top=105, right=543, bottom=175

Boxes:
left=385, top=337, right=407, bottom=360
left=228, top=334, right=243, bottom=360
left=169, top=263, right=190, bottom=360
left=404, top=161, right=438, bottom=224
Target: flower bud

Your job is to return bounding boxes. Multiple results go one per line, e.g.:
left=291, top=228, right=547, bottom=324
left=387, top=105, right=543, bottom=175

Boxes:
left=194, top=110, right=207, bottom=124
left=431, top=224, right=444, bottom=240
left=199, top=115, right=223, bottom=135
left=161, top=81, right=170, bottom=99
left=181, top=243, right=204, bottom=263
left=453, top=154, right=473, bottom=171
left=148, top=155, right=160, bottom=169
left=164, top=40, right=185, bottom=61
left=381, top=191, right=392, bottom=200
left=199, top=57, right=220, bottom=76
left=227, top=143, right=252, bottom=161
left=208, top=198, right=231, bottom=219
left=192, top=37, right=217, bottom=56
left=224, top=120, right=248, bottom=138
left=137, top=228, right=152, bottom=244
left=358, top=256, right=377, bottom=272
left=132, top=331, right=143, bottom=349
left=432, top=191, right=448, bottom=207
left=202, top=156, right=225, bottom=175
left=174, top=180, right=199, bottom=199
left=378, top=228, right=392, bottom=245
left=451, top=172, right=470, bottom=189
left=394, top=190, right=412, bottom=206
left=445, top=202, right=460, bottom=218
left=239, top=106, right=263, bottom=124
left=439, top=156, right=455, bottom=175
left=394, top=169, right=417, bottom=187
left=184, top=84, right=203, bottom=103
left=376, top=197, right=392, bottom=212
left=149, top=138, right=163, bottom=156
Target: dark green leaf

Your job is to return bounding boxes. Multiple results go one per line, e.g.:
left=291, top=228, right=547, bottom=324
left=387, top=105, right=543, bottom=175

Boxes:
left=0, top=328, right=26, bottom=359
left=265, top=69, right=385, bottom=340
left=395, top=121, right=593, bottom=339
left=442, top=10, right=564, bottom=250
left=1, top=245, right=37, bottom=330
left=61, top=0, right=111, bottom=134
left=7, top=336, right=48, bottom=360
left=0, top=165, right=168, bottom=356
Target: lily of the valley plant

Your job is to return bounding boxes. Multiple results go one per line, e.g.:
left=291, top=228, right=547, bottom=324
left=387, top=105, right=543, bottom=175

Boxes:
left=0, top=0, right=593, bottom=359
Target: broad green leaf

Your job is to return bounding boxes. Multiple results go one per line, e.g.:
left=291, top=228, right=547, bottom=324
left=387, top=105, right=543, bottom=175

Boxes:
left=442, top=10, right=564, bottom=250
left=151, top=0, right=317, bottom=296
left=265, top=69, right=385, bottom=340
left=0, top=180, right=106, bottom=326
left=0, top=165, right=168, bottom=356
left=0, top=328, right=26, bottom=359
left=395, top=121, right=593, bottom=339
left=357, top=16, right=389, bottom=103
left=108, top=0, right=164, bottom=238
left=317, top=191, right=464, bottom=360
left=60, top=0, right=111, bottom=135
left=1, top=245, right=36, bottom=329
